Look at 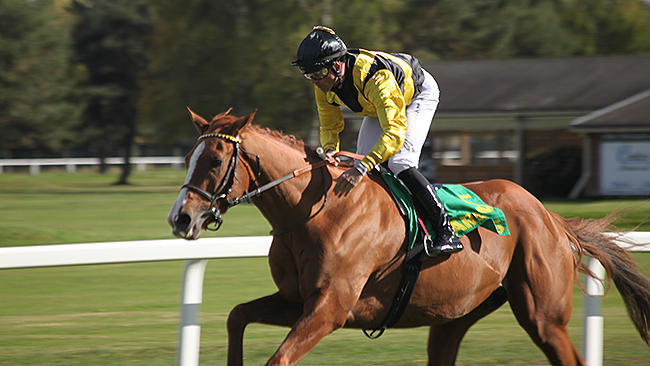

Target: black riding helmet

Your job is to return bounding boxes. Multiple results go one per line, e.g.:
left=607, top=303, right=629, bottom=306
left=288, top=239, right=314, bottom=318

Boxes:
left=291, top=26, right=347, bottom=74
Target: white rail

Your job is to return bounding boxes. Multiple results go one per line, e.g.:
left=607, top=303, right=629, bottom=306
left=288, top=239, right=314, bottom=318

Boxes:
left=0, top=236, right=272, bottom=366
left=0, top=233, right=648, bottom=366
left=0, top=156, right=184, bottom=174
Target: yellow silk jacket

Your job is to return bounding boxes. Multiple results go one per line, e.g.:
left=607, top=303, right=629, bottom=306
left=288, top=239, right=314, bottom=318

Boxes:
left=315, top=48, right=425, bottom=171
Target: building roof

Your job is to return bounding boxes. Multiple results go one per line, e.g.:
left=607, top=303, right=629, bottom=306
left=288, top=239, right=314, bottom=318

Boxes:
left=422, top=55, right=650, bottom=114
left=570, top=89, right=650, bottom=132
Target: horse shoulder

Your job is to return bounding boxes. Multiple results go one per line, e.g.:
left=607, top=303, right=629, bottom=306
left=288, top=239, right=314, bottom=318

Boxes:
left=268, top=237, right=306, bottom=304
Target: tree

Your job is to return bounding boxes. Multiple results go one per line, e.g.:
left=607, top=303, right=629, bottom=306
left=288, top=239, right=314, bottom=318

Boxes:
left=399, top=0, right=650, bottom=60
left=70, top=0, right=152, bottom=184
left=0, top=0, right=82, bottom=155
left=560, top=0, right=650, bottom=55
left=140, top=0, right=316, bottom=145
left=139, top=0, right=403, bottom=147
left=399, top=0, right=581, bottom=60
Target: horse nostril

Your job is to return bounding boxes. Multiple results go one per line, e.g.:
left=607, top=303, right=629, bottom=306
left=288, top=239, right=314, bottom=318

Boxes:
left=175, top=213, right=191, bottom=228
left=172, top=212, right=193, bottom=238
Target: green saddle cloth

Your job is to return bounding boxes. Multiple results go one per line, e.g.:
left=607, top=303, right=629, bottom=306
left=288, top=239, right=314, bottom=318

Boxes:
left=381, top=171, right=510, bottom=251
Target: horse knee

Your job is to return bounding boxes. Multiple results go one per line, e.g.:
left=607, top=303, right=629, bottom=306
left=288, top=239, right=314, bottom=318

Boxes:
left=330, top=312, right=347, bottom=331
left=227, top=303, right=250, bottom=333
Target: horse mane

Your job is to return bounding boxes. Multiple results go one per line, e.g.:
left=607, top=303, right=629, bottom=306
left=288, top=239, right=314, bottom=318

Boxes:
left=210, top=110, right=237, bottom=126
left=210, top=110, right=314, bottom=155
left=245, top=124, right=312, bottom=153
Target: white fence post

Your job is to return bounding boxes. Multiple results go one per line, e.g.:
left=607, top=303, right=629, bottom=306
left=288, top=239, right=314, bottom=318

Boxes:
left=177, top=259, right=209, bottom=366
left=583, top=257, right=605, bottom=366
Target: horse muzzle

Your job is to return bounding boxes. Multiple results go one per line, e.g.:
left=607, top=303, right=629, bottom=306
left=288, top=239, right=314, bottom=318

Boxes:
left=169, top=203, right=227, bottom=239
left=169, top=211, right=202, bottom=239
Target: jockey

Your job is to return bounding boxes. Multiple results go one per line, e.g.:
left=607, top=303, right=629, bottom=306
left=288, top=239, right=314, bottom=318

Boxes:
left=291, top=26, right=463, bottom=256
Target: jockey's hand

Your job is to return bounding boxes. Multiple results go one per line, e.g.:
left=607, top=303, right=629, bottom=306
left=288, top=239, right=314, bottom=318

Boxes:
left=316, top=147, right=340, bottom=166
left=325, top=149, right=340, bottom=166
left=325, top=149, right=337, bottom=159
left=333, top=166, right=364, bottom=196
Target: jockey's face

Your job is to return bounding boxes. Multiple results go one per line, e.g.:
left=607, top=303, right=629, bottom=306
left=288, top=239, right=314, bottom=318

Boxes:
left=310, top=61, right=342, bottom=93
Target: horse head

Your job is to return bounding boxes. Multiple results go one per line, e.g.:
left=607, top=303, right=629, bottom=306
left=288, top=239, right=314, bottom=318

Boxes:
left=167, top=107, right=256, bottom=239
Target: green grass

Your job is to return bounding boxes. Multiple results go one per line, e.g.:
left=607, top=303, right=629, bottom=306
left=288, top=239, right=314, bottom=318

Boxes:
left=543, top=198, right=650, bottom=231
left=0, top=169, right=649, bottom=365
left=0, top=168, right=270, bottom=246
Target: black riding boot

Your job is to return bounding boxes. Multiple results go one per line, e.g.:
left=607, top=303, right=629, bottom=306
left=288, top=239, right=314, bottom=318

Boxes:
left=398, top=167, right=464, bottom=257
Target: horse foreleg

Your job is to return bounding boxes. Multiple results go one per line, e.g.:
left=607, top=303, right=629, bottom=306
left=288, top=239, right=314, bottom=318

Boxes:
left=227, top=292, right=303, bottom=366
left=265, top=288, right=350, bottom=366
left=428, top=287, right=508, bottom=365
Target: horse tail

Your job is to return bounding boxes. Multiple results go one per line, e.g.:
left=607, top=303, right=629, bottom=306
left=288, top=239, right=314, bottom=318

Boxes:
left=556, top=212, right=650, bottom=346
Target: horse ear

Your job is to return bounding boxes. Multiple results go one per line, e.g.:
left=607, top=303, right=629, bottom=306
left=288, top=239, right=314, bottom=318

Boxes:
left=243, top=109, right=257, bottom=128
left=187, top=107, right=209, bottom=134
left=231, top=109, right=257, bottom=135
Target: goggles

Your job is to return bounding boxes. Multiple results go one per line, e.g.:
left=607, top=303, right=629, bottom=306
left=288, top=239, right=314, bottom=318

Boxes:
left=303, top=67, right=330, bottom=80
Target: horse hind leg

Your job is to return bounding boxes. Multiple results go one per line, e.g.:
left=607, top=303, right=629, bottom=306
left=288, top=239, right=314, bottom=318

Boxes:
left=505, top=245, right=585, bottom=366
left=427, top=287, right=508, bottom=366
left=508, top=307, right=583, bottom=366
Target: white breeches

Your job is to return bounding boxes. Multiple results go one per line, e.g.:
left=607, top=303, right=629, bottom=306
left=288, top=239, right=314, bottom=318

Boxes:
left=356, top=70, right=439, bottom=174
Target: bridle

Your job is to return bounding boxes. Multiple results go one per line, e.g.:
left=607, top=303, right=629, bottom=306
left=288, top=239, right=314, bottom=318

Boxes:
left=180, top=132, right=346, bottom=233
left=181, top=133, right=252, bottom=231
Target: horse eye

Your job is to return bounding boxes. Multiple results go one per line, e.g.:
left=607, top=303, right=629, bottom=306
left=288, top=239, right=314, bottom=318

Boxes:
left=211, top=157, right=222, bottom=168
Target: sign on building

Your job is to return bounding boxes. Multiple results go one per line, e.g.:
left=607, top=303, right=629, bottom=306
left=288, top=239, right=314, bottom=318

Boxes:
left=600, top=134, right=650, bottom=195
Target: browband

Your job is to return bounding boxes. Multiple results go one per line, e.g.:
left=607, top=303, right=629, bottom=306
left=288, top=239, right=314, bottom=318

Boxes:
left=198, top=133, right=242, bottom=144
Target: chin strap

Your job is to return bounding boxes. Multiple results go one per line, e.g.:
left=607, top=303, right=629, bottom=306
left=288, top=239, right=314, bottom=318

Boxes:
left=332, top=59, right=346, bottom=89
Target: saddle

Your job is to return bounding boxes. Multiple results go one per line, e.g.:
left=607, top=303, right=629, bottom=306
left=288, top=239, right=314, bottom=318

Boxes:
left=380, top=170, right=510, bottom=255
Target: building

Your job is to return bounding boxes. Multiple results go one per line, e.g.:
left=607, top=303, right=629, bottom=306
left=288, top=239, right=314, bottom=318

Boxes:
left=569, top=89, right=650, bottom=197
left=419, top=55, right=650, bottom=197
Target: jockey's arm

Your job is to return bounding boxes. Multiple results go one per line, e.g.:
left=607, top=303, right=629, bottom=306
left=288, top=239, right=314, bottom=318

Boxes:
left=358, top=70, right=407, bottom=172
left=316, top=89, right=344, bottom=154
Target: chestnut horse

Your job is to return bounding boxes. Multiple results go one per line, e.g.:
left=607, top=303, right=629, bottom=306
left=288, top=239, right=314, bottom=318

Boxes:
left=167, top=109, right=650, bottom=366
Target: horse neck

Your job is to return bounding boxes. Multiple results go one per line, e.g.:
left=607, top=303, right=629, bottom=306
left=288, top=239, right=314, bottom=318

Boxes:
left=241, top=129, right=320, bottom=227
left=242, top=128, right=310, bottom=181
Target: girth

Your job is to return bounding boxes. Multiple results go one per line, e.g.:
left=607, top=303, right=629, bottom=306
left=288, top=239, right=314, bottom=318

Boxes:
left=361, top=166, right=438, bottom=339
left=363, top=243, right=424, bottom=339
